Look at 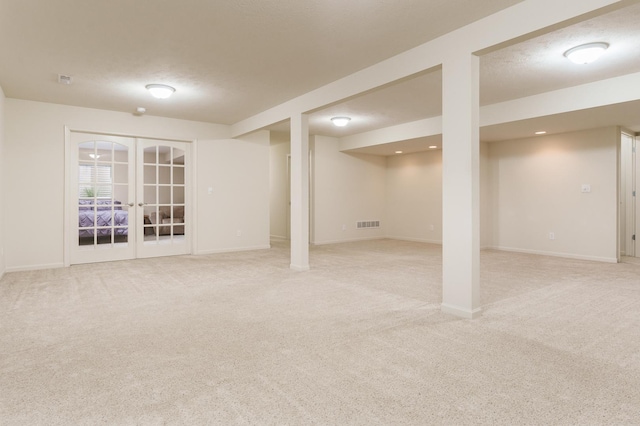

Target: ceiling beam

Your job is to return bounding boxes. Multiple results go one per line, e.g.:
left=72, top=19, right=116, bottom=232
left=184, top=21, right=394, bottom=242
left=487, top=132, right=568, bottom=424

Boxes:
left=338, top=71, right=640, bottom=150
left=230, top=0, right=628, bottom=138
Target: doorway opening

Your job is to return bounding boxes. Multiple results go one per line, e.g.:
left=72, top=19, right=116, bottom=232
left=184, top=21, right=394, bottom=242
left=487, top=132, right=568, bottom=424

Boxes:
left=620, top=131, right=637, bottom=259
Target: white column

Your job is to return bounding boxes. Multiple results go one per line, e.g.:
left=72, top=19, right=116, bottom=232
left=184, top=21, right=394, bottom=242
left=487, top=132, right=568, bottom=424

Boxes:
left=441, top=52, right=481, bottom=319
left=290, top=113, right=310, bottom=271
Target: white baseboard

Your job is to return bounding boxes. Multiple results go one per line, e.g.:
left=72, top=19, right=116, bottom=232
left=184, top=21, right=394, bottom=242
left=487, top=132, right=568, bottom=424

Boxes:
left=441, top=303, right=482, bottom=319
left=290, top=263, right=310, bottom=272
left=195, top=244, right=271, bottom=255
left=311, top=236, right=385, bottom=246
left=387, top=236, right=443, bottom=245
left=5, top=262, right=66, bottom=273
left=488, top=246, right=618, bottom=264
left=270, top=235, right=288, bottom=241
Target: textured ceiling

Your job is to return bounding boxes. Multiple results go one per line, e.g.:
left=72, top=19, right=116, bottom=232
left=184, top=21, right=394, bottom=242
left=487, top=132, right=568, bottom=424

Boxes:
left=0, top=0, right=522, bottom=124
left=1, top=0, right=639, bottom=151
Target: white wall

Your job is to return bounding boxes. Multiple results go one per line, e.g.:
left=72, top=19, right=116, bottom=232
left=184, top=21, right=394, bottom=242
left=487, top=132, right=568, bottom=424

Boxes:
left=311, top=135, right=386, bottom=244
left=385, top=150, right=442, bottom=243
left=0, top=86, right=5, bottom=278
left=486, top=127, right=618, bottom=262
left=4, top=99, right=269, bottom=270
left=480, top=142, right=493, bottom=249
left=384, top=143, right=491, bottom=247
left=196, top=131, right=271, bottom=254
left=269, top=132, right=290, bottom=240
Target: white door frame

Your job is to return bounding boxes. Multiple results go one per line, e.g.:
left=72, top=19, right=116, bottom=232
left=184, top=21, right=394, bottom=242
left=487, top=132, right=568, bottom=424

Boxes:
left=635, top=133, right=639, bottom=258
left=64, top=127, right=197, bottom=266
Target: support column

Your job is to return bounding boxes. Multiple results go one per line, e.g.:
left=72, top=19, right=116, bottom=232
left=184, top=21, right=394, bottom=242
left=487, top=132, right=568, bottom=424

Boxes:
left=441, top=52, right=481, bottom=319
left=290, top=113, right=310, bottom=271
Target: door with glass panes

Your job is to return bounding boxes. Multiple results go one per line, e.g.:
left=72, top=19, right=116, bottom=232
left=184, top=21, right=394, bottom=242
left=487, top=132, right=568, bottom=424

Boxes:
left=69, top=132, right=136, bottom=264
left=68, top=132, right=190, bottom=264
left=136, top=139, right=189, bottom=258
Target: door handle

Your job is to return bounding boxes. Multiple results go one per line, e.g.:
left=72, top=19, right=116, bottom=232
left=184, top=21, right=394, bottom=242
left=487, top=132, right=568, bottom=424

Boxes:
left=127, top=202, right=135, bottom=207
left=138, top=202, right=147, bottom=207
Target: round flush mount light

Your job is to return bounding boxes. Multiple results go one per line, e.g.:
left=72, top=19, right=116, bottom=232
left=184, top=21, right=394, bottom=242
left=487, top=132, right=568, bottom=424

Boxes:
left=146, top=84, right=176, bottom=99
left=428, top=145, right=438, bottom=149
left=535, top=131, right=547, bottom=135
left=395, top=151, right=403, bottom=154
left=331, top=116, right=351, bottom=127
left=563, top=42, right=609, bottom=64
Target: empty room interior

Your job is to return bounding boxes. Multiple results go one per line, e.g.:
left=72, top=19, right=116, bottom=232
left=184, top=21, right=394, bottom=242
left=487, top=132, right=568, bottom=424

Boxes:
left=1, top=0, right=640, bottom=424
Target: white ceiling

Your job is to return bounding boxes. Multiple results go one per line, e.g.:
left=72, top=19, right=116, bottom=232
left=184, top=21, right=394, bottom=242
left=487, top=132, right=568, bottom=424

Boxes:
left=1, top=0, right=639, bottom=154
left=0, top=0, right=521, bottom=123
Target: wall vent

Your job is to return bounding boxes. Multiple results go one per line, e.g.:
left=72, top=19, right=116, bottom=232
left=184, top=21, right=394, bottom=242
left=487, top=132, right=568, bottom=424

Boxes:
left=357, top=220, right=380, bottom=229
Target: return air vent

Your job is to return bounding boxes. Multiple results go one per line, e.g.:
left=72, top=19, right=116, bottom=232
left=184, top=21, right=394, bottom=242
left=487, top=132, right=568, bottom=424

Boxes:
left=356, top=220, right=380, bottom=229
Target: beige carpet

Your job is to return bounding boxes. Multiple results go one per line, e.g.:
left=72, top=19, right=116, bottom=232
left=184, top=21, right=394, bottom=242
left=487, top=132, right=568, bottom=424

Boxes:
left=1, top=239, right=639, bottom=425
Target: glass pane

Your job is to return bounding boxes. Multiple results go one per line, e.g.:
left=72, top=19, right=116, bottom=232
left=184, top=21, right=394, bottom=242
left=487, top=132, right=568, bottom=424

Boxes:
left=144, top=146, right=157, bottom=163
left=96, top=234, right=113, bottom=245
left=173, top=166, right=184, bottom=184
left=113, top=185, right=128, bottom=205
left=95, top=185, right=112, bottom=198
left=113, top=146, right=128, bottom=162
left=173, top=148, right=185, bottom=165
left=144, top=186, right=157, bottom=204
left=158, top=186, right=171, bottom=204
left=158, top=165, right=171, bottom=185
left=173, top=186, right=185, bottom=204
left=144, top=165, right=156, bottom=184
left=158, top=146, right=171, bottom=164
left=95, top=151, right=111, bottom=161
left=114, top=164, right=128, bottom=184
left=174, top=218, right=185, bottom=236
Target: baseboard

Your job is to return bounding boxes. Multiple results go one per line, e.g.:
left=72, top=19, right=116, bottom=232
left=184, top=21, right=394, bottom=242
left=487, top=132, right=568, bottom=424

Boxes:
left=311, top=236, right=385, bottom=246
left=270, top=235, right=288, bottom=241
left=195, top=244, right=271, bottom=255
left=441, top=303, right=482, bottom=319
left=386, top=236, right=442, bottom=245
left=5, top=262, right=66, bottom=273
left=290, top=263, right=310, bottom=272
left=489, top=246, right=618, bottom=264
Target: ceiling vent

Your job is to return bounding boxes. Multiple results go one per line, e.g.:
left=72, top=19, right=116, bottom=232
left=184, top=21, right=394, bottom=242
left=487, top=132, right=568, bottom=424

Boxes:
left=57, top=74, right=72, bottom=85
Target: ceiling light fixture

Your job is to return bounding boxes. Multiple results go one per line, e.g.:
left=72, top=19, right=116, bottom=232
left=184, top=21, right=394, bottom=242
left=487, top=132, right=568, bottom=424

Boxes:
left=88, top=153, right=101, bottom=159
left=563, top=42, right=609, bottom=64
left=429, top=145, right=438, bottom=149
left=331, top=116, right=351, bottom=127
left=395, top=151, right=403, bottom=154
left=535, top=131, right=547, bottom=135
left=146, top=84, right=176, bottom=99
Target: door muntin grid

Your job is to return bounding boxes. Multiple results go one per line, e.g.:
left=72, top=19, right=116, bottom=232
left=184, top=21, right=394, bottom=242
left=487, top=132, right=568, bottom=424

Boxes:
left=77, top=140, right=130, bottom=247
left=142, top=145, right=186, bottom=244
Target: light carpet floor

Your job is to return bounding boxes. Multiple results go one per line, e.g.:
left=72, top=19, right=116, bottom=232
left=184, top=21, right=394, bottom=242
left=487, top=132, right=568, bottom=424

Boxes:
left=1, top=239, right=639, bottom=425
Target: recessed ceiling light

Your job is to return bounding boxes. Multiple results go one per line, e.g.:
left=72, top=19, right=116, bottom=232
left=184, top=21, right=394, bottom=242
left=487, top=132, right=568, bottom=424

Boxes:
left=395, top=151, right=403, bottom=154
left=535, top=131, right=547, bottom=135
left=146, top=84, right=176, bottom=99
left=428, top=145, right=438, bottom=149
left=564, top=42, right=609, bottom=64
left=331, top=116, right=351, bottom=127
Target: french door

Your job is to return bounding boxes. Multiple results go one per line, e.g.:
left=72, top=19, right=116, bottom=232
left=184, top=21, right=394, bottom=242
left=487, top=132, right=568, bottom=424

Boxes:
left=67, top=131, right=190, bottom=265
